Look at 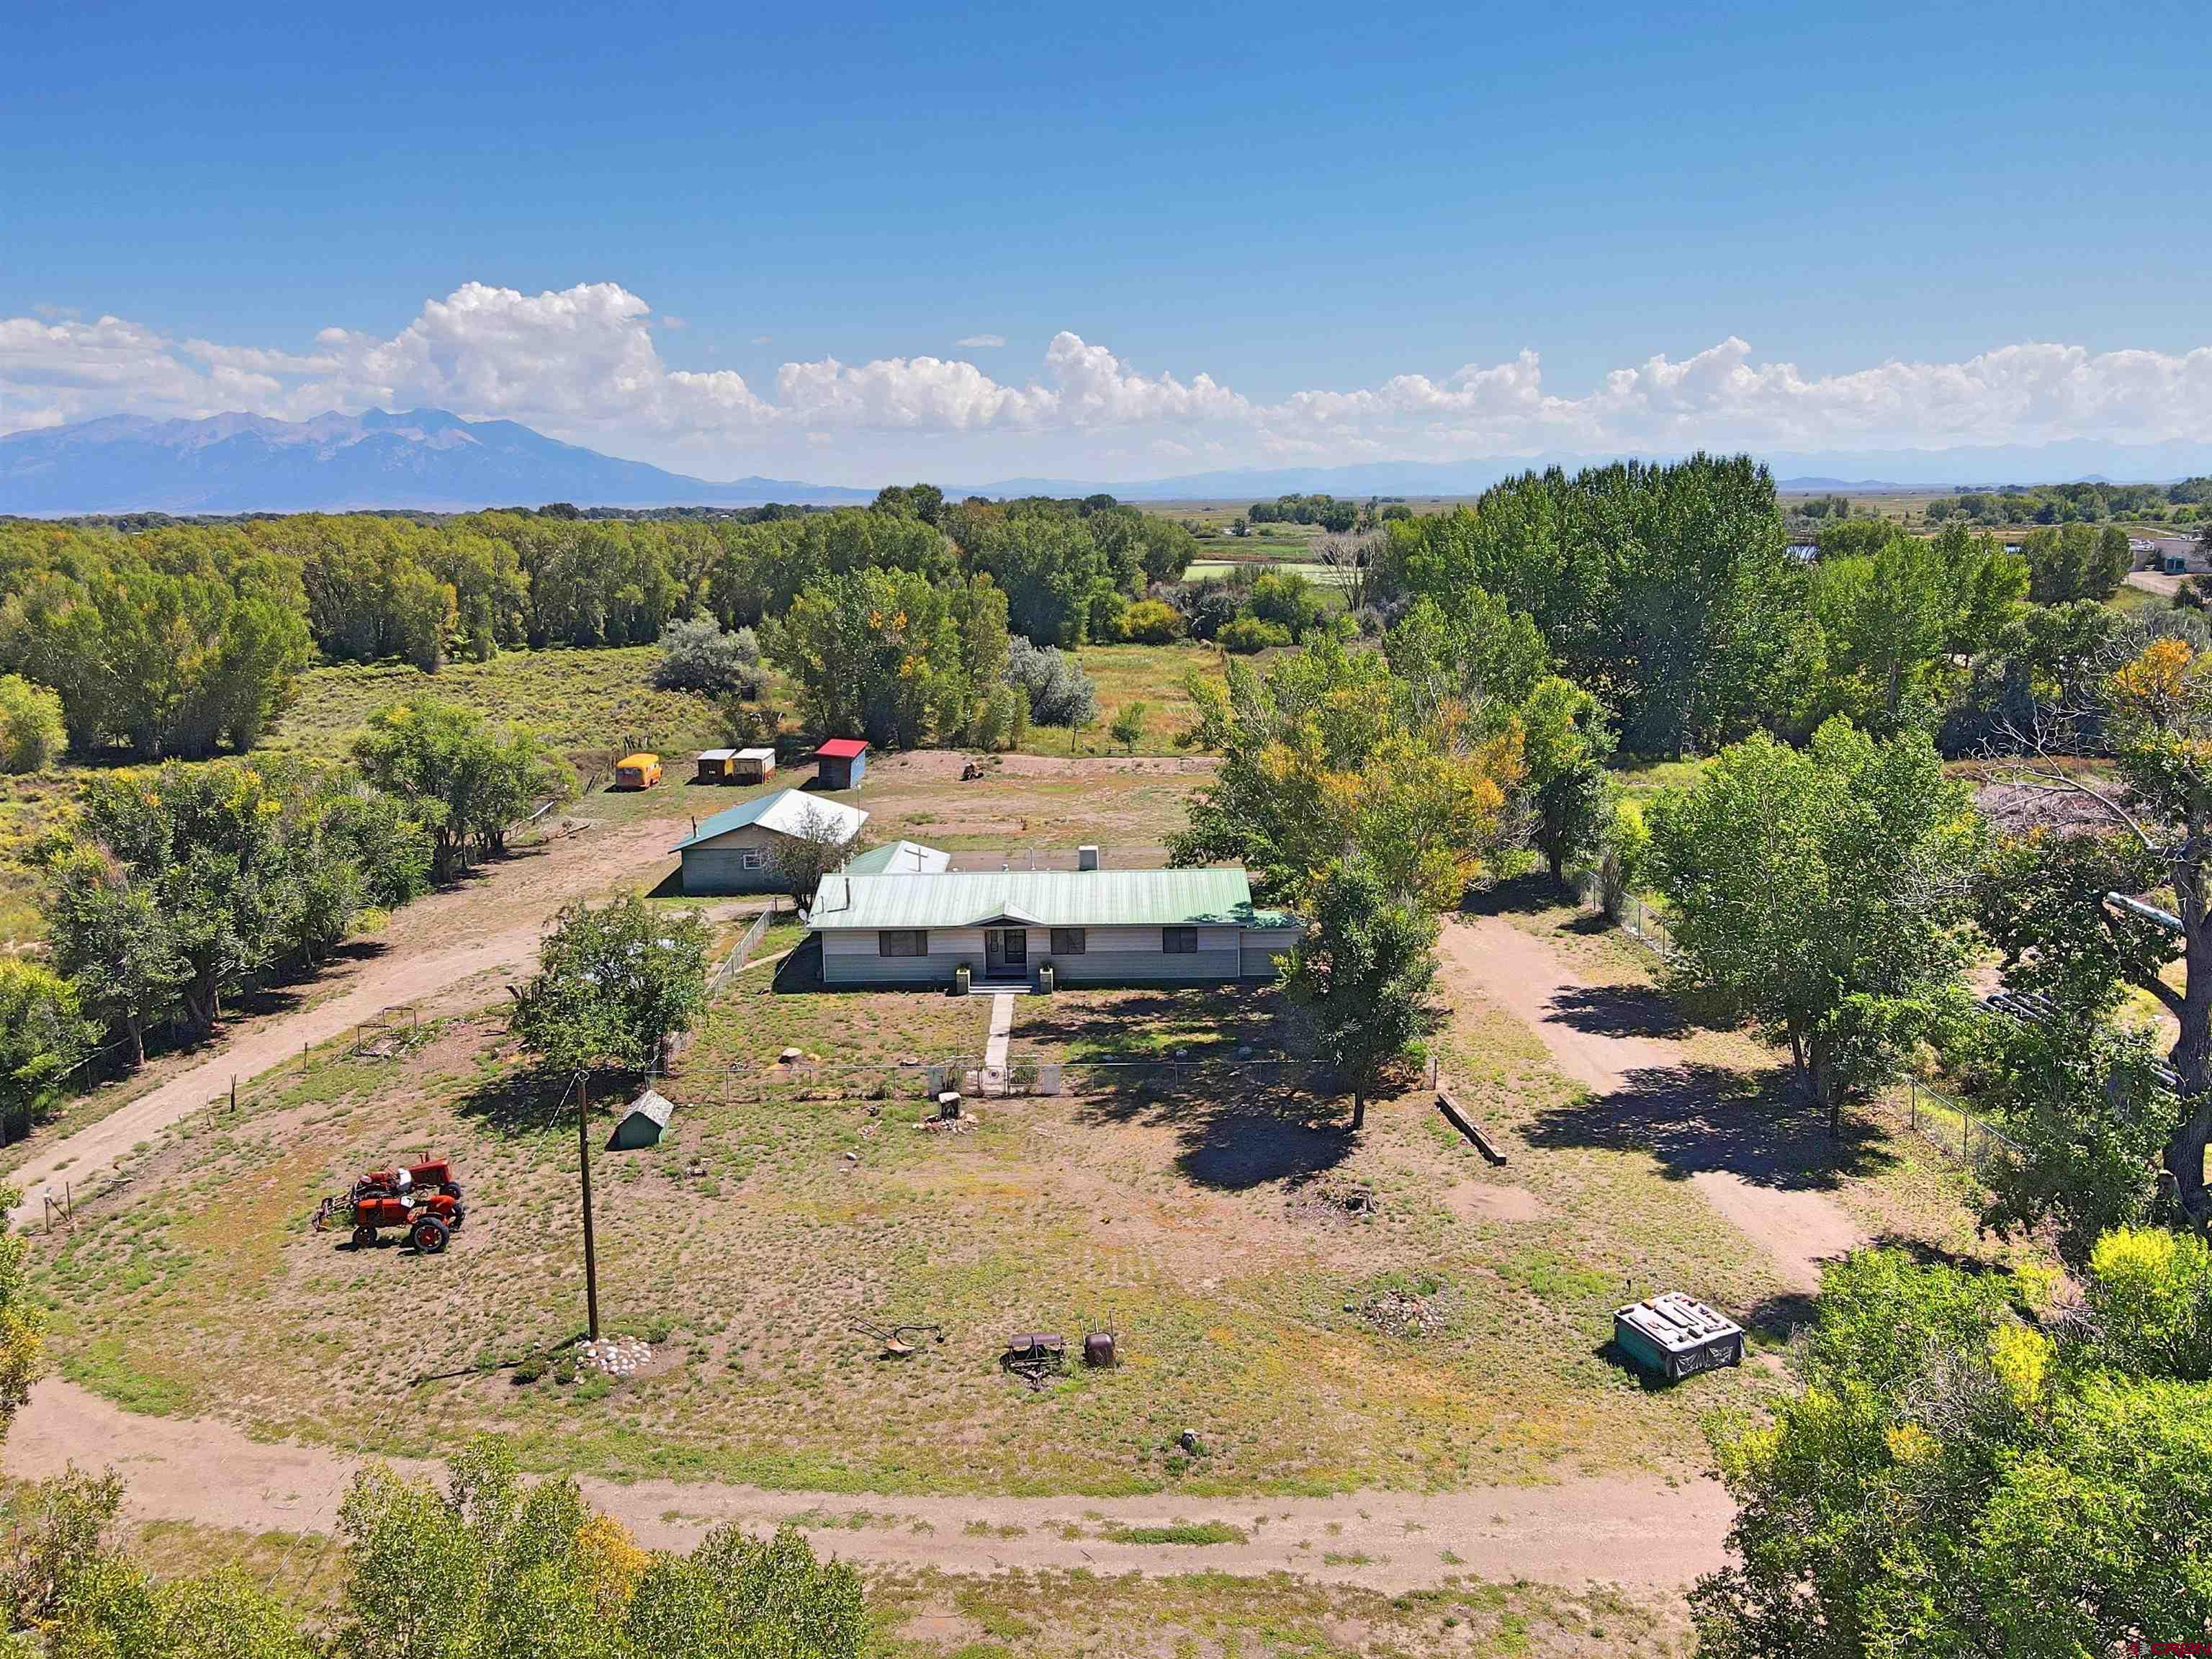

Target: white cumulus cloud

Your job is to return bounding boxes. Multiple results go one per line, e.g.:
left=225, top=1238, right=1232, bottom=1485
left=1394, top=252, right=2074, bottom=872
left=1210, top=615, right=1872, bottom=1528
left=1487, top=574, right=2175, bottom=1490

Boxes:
left=3, top=282, right=2210, bottom=480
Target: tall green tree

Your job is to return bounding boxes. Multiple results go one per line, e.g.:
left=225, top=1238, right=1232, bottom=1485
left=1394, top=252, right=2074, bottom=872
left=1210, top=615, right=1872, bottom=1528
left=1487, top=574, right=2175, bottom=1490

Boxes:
left=0, top=961, right=94, bottom=1146
left=1285, top=855, right=1446, bottom=1131
left=1807, top=523, right=2026, bottom=733
left=510, top=893, right=709, bottom=1076
left=1174, top=639, right=1524, bottom=909
left=1519, top=675, right=1614, bottom=881
left=1647, top=719, right=1979, bottom=1130
left=764, top=568, right=1012, bottom=749
left=2023, top=521, right=2131, bottom=603
left=351, top=698, right=570, bottom=878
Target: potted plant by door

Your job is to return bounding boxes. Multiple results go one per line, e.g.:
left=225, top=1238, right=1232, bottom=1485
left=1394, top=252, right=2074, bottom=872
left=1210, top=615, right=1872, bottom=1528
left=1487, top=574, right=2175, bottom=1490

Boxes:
left=953, top=962, right=971, bottom=995
left=1038, top=961, right=1056, bottom=994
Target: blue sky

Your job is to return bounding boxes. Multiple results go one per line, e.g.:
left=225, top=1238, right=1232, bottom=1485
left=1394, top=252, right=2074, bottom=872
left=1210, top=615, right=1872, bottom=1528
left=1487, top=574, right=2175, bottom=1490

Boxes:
left=4, top=1, right=2207, bottom=482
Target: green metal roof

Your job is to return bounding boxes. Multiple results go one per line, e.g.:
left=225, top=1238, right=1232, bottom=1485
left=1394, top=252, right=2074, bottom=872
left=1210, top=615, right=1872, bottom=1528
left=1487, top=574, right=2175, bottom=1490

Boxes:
left=809, top=866, right=1295, bottom=931
left=842, top=840, right=950, bottom=875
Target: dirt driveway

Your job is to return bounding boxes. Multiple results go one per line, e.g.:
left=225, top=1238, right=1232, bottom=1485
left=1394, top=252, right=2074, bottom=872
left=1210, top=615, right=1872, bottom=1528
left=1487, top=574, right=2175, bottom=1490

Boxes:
left=5, top=1377, right=1732, bottom=1593
left=8, top=814, right=694, bottom=1225
left=1439, top=912, right=1865, bottom=1295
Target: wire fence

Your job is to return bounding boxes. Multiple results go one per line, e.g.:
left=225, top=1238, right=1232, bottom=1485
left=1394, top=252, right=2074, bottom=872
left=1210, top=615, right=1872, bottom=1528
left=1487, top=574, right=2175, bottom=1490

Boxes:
left=1898, top=1076, right=2023, bottom=1174
left=1571, top=874, right=1676, bottom=957
left=706, top=905, right=780, bottom=997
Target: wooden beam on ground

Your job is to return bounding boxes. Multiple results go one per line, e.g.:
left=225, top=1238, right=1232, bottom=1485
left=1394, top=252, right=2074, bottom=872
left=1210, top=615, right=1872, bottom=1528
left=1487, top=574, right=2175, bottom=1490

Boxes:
left=1436, top=1087, right=1509, bottom=1165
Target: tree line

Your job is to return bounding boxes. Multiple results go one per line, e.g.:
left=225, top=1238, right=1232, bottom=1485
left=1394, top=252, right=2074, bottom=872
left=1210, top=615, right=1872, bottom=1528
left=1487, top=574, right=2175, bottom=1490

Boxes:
left=1926, top=475, right=2210, bottom=526
left=1364, top=454, right=2165, bottom=759
left=1, top=698, right=572, bottom=1132
left=0, top=489, right=1195, bottom=762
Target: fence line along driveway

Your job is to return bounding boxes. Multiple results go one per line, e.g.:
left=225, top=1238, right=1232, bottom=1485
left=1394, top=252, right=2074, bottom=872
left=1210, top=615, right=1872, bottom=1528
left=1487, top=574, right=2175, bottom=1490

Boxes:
left=8, top=814, right=696, bottom=1228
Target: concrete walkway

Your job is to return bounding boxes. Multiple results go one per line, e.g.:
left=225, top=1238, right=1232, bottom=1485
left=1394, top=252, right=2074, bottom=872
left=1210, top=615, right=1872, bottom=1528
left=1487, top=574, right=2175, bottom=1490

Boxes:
left=982, top=992, right=1015, bottom=1080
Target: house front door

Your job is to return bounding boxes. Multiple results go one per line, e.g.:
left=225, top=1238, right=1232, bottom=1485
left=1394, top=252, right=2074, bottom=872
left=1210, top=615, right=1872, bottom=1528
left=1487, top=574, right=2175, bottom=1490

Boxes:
left=984, top=927, right=1028, bottom=979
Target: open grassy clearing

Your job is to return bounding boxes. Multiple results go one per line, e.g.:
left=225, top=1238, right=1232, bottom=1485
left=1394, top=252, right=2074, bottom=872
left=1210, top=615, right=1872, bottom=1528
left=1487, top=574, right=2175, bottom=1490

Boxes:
left=872, top=1566, right=1687, bottom=1658
left=850, top=750, right=1212, bottom=862
left=32, top=950, right=1802, bottom=1499
left=1184, top=559, right=1361, bottom=591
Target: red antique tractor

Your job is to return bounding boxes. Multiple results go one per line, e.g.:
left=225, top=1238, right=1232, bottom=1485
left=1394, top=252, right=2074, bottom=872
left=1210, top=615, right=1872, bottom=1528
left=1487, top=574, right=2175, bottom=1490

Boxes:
left=314, top=1159, right=467, bottom=1254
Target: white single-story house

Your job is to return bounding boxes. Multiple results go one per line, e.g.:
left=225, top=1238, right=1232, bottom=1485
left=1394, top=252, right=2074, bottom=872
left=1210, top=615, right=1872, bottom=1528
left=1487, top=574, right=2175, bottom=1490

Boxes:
left=806, top=860, right=1300, bottom=987
left=672, top=788, right=868, bottom=894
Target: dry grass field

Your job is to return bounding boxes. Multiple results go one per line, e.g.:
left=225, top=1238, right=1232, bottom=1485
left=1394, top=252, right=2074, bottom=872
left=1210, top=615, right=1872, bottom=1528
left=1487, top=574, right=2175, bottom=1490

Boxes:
left=25, top=884, right=1997, bottom=1510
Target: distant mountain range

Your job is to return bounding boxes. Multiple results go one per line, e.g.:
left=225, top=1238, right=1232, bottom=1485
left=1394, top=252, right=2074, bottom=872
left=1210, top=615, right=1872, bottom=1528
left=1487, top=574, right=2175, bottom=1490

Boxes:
left=0, top=408, right=873, bottom=514
left=4, top=408, right=2208, bottom=516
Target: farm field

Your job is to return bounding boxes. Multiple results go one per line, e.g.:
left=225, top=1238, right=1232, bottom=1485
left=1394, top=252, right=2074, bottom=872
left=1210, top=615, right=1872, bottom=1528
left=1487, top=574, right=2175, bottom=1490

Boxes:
left=1185, top=557, right=1361, bottom=590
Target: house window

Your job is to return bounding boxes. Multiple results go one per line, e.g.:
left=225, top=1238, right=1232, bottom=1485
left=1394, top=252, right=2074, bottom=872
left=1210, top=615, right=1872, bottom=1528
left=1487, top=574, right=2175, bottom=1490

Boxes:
left=1162, top=927, right=1198, bottom=954
left=878, top=930, right=928, bottom=957
left=739, top=848, right=766, bottom=871
left=1050, top=927, right=1087, bottom=956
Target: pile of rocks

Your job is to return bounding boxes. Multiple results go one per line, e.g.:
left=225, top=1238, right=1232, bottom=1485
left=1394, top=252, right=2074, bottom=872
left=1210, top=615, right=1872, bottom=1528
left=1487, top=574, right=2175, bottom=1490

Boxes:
left=577, top=1335, right=651, bottom=1377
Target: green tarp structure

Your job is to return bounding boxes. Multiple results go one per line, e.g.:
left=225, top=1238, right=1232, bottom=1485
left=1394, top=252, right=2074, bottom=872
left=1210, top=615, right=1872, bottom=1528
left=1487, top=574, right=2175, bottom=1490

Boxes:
left=608, top=1088, right=676, bottom=1151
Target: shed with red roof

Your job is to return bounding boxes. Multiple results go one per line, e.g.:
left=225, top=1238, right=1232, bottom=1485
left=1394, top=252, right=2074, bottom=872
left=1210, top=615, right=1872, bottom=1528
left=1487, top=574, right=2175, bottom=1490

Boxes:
left=813, top=738, right=869, bottom=790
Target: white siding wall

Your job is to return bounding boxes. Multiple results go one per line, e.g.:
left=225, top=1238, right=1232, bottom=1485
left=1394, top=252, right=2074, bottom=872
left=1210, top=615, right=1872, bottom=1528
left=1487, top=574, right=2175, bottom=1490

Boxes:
left=1238, top=925, right=1300, bottom=979
left=818, top=923, right=1245, bottom=986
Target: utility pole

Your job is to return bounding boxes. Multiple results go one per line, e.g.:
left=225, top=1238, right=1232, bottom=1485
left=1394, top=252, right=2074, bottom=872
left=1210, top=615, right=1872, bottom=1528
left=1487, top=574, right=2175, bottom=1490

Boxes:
left=576, top=1071, right=601, bottom=1341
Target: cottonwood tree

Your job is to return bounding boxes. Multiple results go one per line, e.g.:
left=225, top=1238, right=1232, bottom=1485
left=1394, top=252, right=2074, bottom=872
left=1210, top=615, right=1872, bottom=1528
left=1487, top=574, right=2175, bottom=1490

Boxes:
left=1984, top=635, right=2212, bottom=1219
left=0, top=674, right=65, bottom=773
left=0, top=961, right=94, bottom=1145
left=1647, top=719, right=1979, bottom=1133
left=1696, top=1235, right=2212, bottom=1655
left=1285, top=855, right=1445, bottom=1132
left=351, top=697, right=570, bottom=878
left=1174, top=637, right=1524, bottom=909
left=1519, top=675, right=1614, bottom=882
left=45, top=761, right=424, bottom=1043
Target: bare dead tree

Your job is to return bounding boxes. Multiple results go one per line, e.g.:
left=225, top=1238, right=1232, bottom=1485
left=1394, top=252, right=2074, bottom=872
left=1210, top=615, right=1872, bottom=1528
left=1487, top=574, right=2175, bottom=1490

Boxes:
left=1313, top=534, right=1375, bottom=616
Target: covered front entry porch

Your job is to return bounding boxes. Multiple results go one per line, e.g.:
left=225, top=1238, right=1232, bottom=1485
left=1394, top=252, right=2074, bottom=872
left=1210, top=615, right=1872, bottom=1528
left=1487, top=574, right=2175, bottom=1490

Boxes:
left=981, top=925, right=1030, bottom=981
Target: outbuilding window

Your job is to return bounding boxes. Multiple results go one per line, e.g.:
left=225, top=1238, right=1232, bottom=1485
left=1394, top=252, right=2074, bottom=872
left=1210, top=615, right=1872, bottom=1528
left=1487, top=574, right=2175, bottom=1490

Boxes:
left=1051, top=927, right=1087, bottom=956
left=878, top=929, right=928, bottom=957
left=739, top=848, right=766, bottom=871
left=1161, top=927, right=1198, bottom=954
